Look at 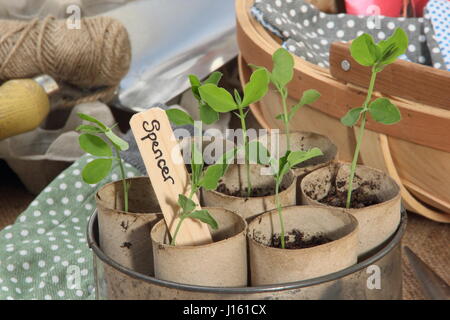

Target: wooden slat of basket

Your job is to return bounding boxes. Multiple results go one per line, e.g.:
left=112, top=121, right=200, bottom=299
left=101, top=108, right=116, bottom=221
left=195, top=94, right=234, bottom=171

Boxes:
left=359, top=130, right=450, bottom=221
left=403, top=180, right=450, bottom=215
left=378, top=134, right=450, bottom=223
left=330, top=41, right=450, bottom=111
left=236, top=0, right=450, bottom=154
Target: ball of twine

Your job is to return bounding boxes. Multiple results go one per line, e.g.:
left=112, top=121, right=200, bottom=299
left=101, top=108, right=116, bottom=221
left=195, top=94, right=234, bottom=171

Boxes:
left=0, top=16, right=131, bottom=107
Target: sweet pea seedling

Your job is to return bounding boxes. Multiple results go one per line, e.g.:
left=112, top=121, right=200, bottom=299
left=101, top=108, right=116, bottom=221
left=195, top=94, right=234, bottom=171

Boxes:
left=252, top=48, right=321, bottom=150
left=341, top=28, right=406, bottom=208
left=76, top=113, right=130, bottom=211
left=270, top=148, right=323, bottom=249
left=169, top=143, right=227, bottom=245
left=198, top=68, right=270, bottom=197
left=166, top=72, right=226, bottom=245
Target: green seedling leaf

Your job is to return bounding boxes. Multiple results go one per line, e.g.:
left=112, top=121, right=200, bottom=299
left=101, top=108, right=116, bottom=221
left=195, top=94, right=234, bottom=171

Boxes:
left=166, top=109, right=194, bottom=126
left=199, top=84, right=238, bottom=112
left=188, top=210, right=218, bottom=230
left=204, top=71, right=223, bottom=85
left=299, top=89, right=321, bottom=106
left=198, top=164, right=226, bottom=190
left=268, top=150, right=290, bottom=179
left=76, top=124, right=103, bottom=134
left=82, top=158, right=112, bottom=184
left=199, top=103, right=219, bottom=125
left=188, top=74, right=202, bottom=100
left=287, top=148, right=323, bottom=168
left=178, top=194, right=197, bottom=213
left=77, top=113, right=107, bottom=130
left=78, top=134, right=112, bottom=157
left=272, top=48, right=294, bottom=88
left=241, top=68, right=270, bottom=107
left=369, top=98, right=401, bottom=124
left=233, top=89, right=242, bottom=106
left=341, top=107, right=364, bottom=127
left=105, top=129, right=129, bottom=151
left=277, top=151, right=291, bottom=178
left=288, top=89, right=321, bottom=121
left=275, top=113, right=285, bottom=121
left=350, top=33, right=381, bottom=67
left=378, top=28, right=408, bottom=66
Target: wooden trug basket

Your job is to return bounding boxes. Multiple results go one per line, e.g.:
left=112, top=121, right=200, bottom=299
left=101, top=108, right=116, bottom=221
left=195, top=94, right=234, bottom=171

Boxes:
left=236, top=0, right=450, bottom=222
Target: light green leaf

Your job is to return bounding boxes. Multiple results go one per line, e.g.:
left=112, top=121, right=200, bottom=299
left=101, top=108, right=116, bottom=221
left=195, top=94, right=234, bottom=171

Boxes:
left=369, top=98, right=401, bottom=124
left=188, top=74, right=201, bottom=100
left=105, top=129, right=129, bottom=151
left=199, top=103, right=219, bottom=125
left=277, top=151, right=291, bottom=178
left=300, top=89, right=321, bottom=105
left=76, top=124, right=103, bottom=134
left=288, top=89, right=321, bottom=121
left=178, top=194, right=196, bottom=213
left=378, top=28, right=408, bottom=66
left=341, top=107, right=364, bottom=127
left=77, top=113, right=107, bottom=130
left=350, top=33, right=381, bottom=67
left=166, top=109, right=194, bottom=126
left=199, top=164, right=227, bottom=190
left=82, top=159, right=112, bottom=184
left=189, top=210, right=218, bottom=230
left=275, top=113, right=285, bottom=121
left=233, top=89, right=242, bottom=106
left=204, top=71, right=223, bottom=85
left=78, top=134, right=112, bottom=157
left=272, top=48, right=294, bottom=88
left=241, top=68, right=270, bottom=107
left=199, top=84, right=238, bottom=112
left=287, top=148, right=323, bottom=168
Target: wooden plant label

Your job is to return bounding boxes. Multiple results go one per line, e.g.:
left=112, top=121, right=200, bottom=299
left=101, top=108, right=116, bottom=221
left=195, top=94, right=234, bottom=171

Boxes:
left=130, top=108, right=212, bottom=246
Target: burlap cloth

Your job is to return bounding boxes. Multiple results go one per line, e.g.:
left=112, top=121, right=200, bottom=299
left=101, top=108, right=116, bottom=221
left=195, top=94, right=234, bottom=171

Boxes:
left=402, top=213, right=450, bottom=300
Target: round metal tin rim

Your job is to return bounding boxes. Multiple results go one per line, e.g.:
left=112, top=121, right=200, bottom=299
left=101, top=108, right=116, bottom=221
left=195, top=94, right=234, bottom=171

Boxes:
left=87, top=209, right=407, bottom=295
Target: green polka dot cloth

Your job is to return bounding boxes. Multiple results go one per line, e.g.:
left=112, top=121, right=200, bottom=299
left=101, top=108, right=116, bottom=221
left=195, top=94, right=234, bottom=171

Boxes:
left=0, top=155, right=140, bottom=300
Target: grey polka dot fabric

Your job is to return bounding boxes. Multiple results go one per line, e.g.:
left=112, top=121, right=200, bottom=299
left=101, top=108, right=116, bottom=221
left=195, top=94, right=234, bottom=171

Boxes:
left=252, top=0, right=447, bottom=70
left=0, top=155, right=140, bottom=300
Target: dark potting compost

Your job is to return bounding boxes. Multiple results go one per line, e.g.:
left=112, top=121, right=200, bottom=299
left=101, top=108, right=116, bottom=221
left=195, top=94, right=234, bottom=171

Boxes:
left=216, top=183, right=287, bottom=198
left=309, top=173, right=381, bottom=209
left=270, top=230, right=332, bottom=249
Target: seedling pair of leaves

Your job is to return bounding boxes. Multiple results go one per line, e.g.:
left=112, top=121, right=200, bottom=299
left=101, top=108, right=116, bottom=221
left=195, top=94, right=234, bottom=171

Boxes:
left=165, top=72, right=226, bottom=192
left=197, top=68, right=271, bottom=196
left=251, top=48, right=321, bottom=150
left=340, top=28, right=407, bottom=208
left=76, top=113, right=130, bottom=211
left=165, top=71, right=223, bottom=127
left=171, top=139, right=240, bottom=245
left=166, top=72, right=225, bottom=245
left=341, top=28, right=406, bottom=128
left=76, top=113, right=129, bottom=184
left=164, top=143, right=223, bottom=245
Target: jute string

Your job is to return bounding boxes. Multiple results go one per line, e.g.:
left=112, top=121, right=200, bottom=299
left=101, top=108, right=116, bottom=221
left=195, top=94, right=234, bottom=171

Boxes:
left=0, top=16, right=131, bottom=107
